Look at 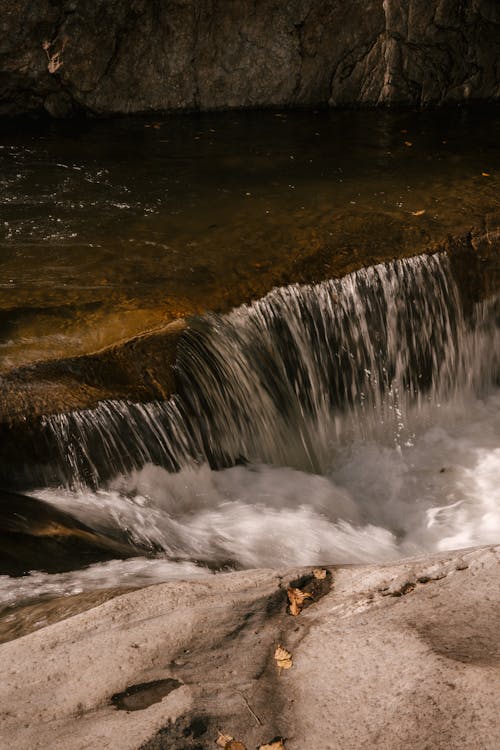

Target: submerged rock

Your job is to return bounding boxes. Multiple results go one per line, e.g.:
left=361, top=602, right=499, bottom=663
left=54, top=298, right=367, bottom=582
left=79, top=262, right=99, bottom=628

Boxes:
left=0, top=546, right=498, bottom=749
left=1, top=1, right=499, bottom=117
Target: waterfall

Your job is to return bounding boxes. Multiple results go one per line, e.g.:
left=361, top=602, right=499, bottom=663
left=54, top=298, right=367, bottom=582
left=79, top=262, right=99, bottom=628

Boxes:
left=43, top=252, right=499, bottom=489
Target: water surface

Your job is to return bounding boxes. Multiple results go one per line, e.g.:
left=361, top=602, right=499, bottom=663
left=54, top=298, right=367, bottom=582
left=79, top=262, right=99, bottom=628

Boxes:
left=1, top=107, right=499, bottom=370
left=0, top=109, right=499, bottom=638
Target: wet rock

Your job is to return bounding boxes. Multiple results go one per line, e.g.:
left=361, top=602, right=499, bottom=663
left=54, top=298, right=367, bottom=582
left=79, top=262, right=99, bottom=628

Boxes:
left=0, top=318, right=186, bottom=424
left=1, top=1, right=499, bottom=117
left=0, top=489, right=146, bottom=575
left=0, top=588, right=133, bottom=645
left=0, top=318, right=187, bottom=486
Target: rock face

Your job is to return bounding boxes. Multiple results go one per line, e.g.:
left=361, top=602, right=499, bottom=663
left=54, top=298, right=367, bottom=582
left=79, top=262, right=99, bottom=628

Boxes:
left=1, top=0, right=499, bottom=117
left=0, top=546, right=499, bottom=749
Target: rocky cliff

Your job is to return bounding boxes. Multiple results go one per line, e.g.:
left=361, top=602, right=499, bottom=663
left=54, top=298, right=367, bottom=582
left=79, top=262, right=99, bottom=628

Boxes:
left=1, top=0, right=499, bottom=117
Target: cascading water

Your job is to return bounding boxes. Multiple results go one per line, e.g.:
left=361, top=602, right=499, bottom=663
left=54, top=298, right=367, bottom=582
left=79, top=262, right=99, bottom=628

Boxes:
left=2, top=251, right=499, bottom=606
left=45, top=252, right=497, bottom=484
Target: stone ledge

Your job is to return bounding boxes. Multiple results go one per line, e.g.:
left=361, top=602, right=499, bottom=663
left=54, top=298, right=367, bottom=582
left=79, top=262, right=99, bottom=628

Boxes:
left=0, top=219, right=498, bottom=429
left=0, top=219, right=497, bottom=488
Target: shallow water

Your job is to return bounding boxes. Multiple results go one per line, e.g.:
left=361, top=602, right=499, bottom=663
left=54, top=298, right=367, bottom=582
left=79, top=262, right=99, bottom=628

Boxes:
left=1, top=107, right=499, bottom=369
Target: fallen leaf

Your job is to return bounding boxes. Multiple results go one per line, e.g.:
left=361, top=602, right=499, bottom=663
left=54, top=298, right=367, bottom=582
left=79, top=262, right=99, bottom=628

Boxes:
left=216, top=733, right=233, bottom=747
left=259, top=739, right=286, bottom=750
left=411, top=209, right=426, bottom=216
left=216, top=733, right=246, bottom=750
left=313, top=568, right=327, bottom=580
left=287, top=587, right=313, bottom=616
left=404, top=141, right=413, bottom=147
left=482, top=172, right=490, bottom=177
left=274, top=645, right=293, bottom=670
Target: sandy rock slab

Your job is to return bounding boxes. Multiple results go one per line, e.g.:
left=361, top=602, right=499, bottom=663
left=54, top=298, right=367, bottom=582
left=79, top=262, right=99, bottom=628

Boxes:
left=0, top=546, right=498, bottom=750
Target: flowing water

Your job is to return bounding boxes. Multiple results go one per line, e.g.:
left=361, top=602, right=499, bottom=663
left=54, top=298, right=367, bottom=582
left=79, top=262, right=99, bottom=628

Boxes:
left=0, top=109, right=499, bottom=617
left=1, top=252, right=499, bottom=610
left=1, top=107, right=499, bottom=370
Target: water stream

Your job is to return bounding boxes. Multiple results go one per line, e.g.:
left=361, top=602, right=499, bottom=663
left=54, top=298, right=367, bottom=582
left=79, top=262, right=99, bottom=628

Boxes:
left=0, top=109, right=499, bottom=617
left=1, top=107, right=499, bottom=370
left=1, top=251, right=498, bottom=609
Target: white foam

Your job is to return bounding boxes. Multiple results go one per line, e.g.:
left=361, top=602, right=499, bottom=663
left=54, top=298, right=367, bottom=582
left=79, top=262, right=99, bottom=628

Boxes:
left=0, top=559, right=211, bottom=609
left=5, top=388, right=496, bottom=608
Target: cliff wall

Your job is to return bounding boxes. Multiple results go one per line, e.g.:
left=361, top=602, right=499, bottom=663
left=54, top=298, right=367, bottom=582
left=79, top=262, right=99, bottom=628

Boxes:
left=1, top=0, right=499, bottom=117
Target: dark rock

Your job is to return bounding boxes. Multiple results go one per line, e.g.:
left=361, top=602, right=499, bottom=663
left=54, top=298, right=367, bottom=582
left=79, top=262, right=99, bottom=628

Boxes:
left=1, top=1, right=499, bottom=117
left=43, top=90, right=74, bottom=118
left=111, top=679, right=182, bottom=711
left=0, top=489, right=144, bottom=575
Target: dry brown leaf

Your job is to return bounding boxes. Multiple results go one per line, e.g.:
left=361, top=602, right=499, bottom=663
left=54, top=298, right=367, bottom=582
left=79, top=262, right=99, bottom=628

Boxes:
left=274, top=644, right=293, bottom=670
left=216, top=734, right=246, bottom=750
left=259, top=739, right=286, bottom=750
left=411, top=209, right=426, bottom=216
left=274, top=645, right=291, bottom=661
left=287, top=587, right=313, bottom=616
left=216, top=733, right=233, bottom=747
left=313, top=568, right=327, bottom=579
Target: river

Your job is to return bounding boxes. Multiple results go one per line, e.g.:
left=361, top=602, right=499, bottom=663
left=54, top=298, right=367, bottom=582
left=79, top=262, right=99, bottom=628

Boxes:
left=0, top=107, right=499, bottom=628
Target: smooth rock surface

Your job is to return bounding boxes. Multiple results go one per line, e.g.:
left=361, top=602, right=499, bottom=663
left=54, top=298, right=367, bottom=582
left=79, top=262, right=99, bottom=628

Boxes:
left=0, top=545, right=498, bottom=749
left=1, top=1, right=499, bottom=117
